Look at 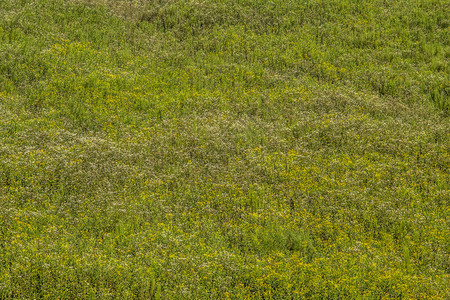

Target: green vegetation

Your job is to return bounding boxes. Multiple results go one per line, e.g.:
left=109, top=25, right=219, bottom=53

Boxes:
left=0, top=0, right=448, bottom=298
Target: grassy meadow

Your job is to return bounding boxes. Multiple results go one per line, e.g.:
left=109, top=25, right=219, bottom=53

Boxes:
left=0, top=0, right=449, bottom=298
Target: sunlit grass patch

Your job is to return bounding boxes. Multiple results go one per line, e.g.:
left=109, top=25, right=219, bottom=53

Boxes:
left=0, top=0, right=449, bottom=298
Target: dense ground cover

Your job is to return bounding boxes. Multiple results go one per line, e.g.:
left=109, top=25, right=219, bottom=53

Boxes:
left=0, top=0, right=448, bottom=298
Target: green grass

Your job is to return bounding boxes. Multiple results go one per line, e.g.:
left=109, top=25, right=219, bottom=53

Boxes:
left=0, top=0, right=449, bottom=298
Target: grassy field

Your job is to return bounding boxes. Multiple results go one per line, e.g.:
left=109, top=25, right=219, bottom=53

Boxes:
left=0, top=0, right=449, bottom=298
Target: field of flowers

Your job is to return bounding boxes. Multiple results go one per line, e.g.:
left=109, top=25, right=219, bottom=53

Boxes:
left=0, top=0, right=448, bottom=298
